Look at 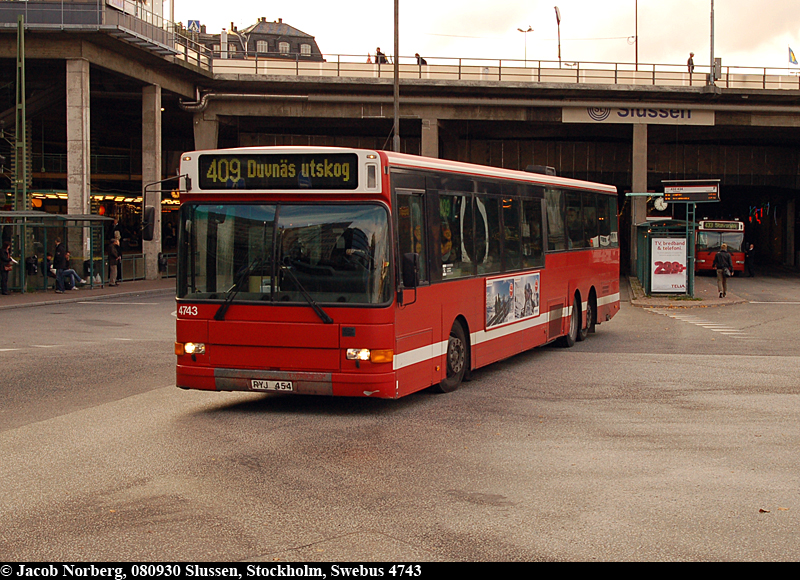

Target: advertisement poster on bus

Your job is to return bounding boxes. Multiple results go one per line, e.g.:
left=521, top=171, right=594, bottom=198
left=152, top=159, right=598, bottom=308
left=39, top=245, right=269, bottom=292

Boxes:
left=486, top=273, right=540, bottom=329
left=651, top=238, right=687, bottom=293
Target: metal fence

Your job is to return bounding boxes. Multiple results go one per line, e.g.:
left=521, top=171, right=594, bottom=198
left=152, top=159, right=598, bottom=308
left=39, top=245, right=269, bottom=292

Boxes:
left=213, top=53, right=800, bottom=91
left=115, top=252, right=174, bottom=280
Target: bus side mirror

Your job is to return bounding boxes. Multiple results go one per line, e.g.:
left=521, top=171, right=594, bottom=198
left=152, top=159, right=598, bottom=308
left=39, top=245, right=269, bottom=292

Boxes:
left=142, top=206, right=156, bottom=241
left=402, top=253, right=420, bottom=289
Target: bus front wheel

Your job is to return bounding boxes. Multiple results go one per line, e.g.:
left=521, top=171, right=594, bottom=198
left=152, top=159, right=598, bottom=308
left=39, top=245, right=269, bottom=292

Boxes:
left=435, top=322, right=467, bottom=393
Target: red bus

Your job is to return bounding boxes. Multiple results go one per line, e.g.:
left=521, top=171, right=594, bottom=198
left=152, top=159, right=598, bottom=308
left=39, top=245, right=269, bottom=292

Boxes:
left=695, top=220, right=745, bottom=275
left=174, top=147, right=620, bottom=398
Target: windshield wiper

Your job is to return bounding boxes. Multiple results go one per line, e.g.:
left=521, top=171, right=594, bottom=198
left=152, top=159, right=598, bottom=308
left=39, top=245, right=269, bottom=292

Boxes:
left=213, top=258, right=264, bottom=321
left=281, top=261, right=334, bottom=325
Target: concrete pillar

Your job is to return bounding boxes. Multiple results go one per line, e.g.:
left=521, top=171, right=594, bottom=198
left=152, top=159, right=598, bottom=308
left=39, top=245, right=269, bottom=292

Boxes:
left=437, top=121, right=458, bottom=161
left=421, top=118, right=439, bottom=158
left=142, top=84, right=162, bottom=280
left=193, top=111, right=219, bottom=151
left=66, top=58, right=91, bottom=256
left=630, top=123, right=648, bottom=274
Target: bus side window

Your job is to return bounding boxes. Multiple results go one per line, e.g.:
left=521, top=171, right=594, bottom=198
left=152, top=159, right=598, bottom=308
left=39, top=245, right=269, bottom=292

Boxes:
left=607, top=195, right=619, bottom=247
left=397, top=192, right=427, bottom=283
left=521, top=199, right=544, bottom=269
left=583, top=192, right=598, bottom=247
left=502, top=197, right=522, bottom=271
left=475, top=195, right=502, bottom=275
left=439, top=193, right=472, bottom=279
left=545, top=188, right=566, bottom=251
left=565, top=191, right=585, bottom=249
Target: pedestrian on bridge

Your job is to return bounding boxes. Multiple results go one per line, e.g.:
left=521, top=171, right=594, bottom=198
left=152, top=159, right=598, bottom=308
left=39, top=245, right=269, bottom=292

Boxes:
left=687, top=52, right=695, bottom=74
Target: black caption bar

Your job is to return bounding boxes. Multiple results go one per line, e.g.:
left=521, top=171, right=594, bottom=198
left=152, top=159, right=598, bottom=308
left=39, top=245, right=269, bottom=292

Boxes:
left=1, top=564, right=427, bottom=580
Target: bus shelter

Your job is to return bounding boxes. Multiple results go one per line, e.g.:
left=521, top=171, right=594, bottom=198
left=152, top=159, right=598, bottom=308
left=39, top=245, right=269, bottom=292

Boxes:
left=634, top=219, right=695, bottom=297
left=0, top=211, right=112, bottom=293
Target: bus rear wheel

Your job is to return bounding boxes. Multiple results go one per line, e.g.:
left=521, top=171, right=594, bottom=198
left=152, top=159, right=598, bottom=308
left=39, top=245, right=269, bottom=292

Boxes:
left=557, top=296, right=580, bottom=348
left=435, top=322, right=467, bottom=393
left=577, top=297, right=594, bottom=341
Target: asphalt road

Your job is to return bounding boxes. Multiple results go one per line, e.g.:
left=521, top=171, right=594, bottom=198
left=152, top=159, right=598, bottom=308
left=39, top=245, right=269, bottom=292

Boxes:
left=1, top=274, right=799, bottom=561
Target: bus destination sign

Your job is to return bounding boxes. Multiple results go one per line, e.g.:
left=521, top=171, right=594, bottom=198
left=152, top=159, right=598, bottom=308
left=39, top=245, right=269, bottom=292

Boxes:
left=663, top=184, right=720, bottom=203
left=198, top=153, right=359, bottom=190
left=700, top=221, right=743, bottom=231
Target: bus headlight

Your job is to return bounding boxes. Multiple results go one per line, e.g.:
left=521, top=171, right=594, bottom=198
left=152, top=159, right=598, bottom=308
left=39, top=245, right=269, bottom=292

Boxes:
left=175, top=342, right=206, bottom=355
left=347, top=348, right=371, bottom=361
left=346, top=348, right=393, bottom=363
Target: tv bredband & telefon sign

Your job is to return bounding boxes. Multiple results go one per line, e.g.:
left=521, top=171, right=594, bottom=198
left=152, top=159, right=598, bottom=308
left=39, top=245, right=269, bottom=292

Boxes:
left=651, top=238, right=687, bottom=293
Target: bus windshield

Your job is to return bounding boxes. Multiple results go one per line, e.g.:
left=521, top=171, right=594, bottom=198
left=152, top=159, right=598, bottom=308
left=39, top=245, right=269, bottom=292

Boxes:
left=178, top=203, right=391, bottom=305
left=696, top=231, right=744, bottom=253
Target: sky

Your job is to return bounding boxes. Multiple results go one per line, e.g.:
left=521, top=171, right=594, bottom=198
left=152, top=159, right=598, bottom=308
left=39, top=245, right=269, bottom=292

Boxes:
left=169, top=1, right=800, bottom=71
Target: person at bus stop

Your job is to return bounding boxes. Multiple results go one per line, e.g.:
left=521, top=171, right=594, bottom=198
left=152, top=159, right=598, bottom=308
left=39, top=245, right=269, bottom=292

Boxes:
left=108, top=237, right=122, bottom=286
left=60, top=251, right=87, bottom=290
left=53, top=237, right=69, bottom=293
left=744, top=243, right=755, bottom=277
left=109, top=231, right=123, bottom=284
left=1, top=240, right=18, bottom=295
left=712, top=243, right=734, bottom=298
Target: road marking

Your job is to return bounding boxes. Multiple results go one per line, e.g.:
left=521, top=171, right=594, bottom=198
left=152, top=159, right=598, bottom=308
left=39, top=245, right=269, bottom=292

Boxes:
left=0, top=348, right=21, bottom=352
left=76, top=301, right=155, bottom=305
left=646, top=308, right=760, bottom=340
left=749, top=301, right=800, bottom=305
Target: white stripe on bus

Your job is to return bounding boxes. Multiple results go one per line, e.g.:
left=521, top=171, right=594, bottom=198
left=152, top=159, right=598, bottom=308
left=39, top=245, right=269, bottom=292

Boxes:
left=393, top=293, right=620, bottom=371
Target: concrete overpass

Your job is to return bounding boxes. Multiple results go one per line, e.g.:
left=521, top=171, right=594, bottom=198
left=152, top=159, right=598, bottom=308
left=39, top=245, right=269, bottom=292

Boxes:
left=2, top=4, right=800, bottom=278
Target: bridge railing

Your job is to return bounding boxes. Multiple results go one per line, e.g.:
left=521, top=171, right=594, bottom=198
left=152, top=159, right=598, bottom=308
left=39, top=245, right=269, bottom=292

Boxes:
left=212, top=53, right=800, bottom=90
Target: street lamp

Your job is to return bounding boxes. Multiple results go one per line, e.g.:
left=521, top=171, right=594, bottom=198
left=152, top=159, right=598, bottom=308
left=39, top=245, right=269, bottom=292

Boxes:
left=228, top=29, right=250, bottom=57
left=517, top=25, right=533, bottom=66
left=709, top=0, right=716, bottom=84
left=554, top=6, right=561, bottom=68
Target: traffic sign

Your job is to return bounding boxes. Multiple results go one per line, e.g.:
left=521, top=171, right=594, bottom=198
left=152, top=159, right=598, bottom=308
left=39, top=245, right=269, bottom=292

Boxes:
left=187, top=20, right=200, bottom=33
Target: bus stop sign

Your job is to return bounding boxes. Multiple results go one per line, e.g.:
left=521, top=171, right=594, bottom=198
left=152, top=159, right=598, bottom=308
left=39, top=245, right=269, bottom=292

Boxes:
left=663, top=183, right=720, bottom=203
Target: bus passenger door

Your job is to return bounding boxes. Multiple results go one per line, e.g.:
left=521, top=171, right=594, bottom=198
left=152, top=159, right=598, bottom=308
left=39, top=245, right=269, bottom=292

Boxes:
left=394, top=190, right=436, bottom=395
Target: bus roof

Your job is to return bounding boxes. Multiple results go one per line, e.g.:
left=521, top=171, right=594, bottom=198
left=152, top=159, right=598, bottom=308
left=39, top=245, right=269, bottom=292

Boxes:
left=182, top=146, right=618, bottom=196
left=382, top=150, right=618, bottom=195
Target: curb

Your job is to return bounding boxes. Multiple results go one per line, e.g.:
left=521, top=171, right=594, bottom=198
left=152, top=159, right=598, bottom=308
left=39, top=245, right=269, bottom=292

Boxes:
left=0, top=287, right=174, bottom=311
left=627, top=276, right=746, bottom=308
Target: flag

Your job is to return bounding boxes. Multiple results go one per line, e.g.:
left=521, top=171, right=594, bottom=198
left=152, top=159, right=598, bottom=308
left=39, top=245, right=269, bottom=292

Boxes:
left=790, top=47, right=798, bottom=65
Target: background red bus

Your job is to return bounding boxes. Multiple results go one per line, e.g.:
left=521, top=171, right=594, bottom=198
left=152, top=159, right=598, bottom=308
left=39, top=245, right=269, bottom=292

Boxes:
left=695, top=220, right=745, bottom=274
left=174, top=147, right=620, bottom=398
